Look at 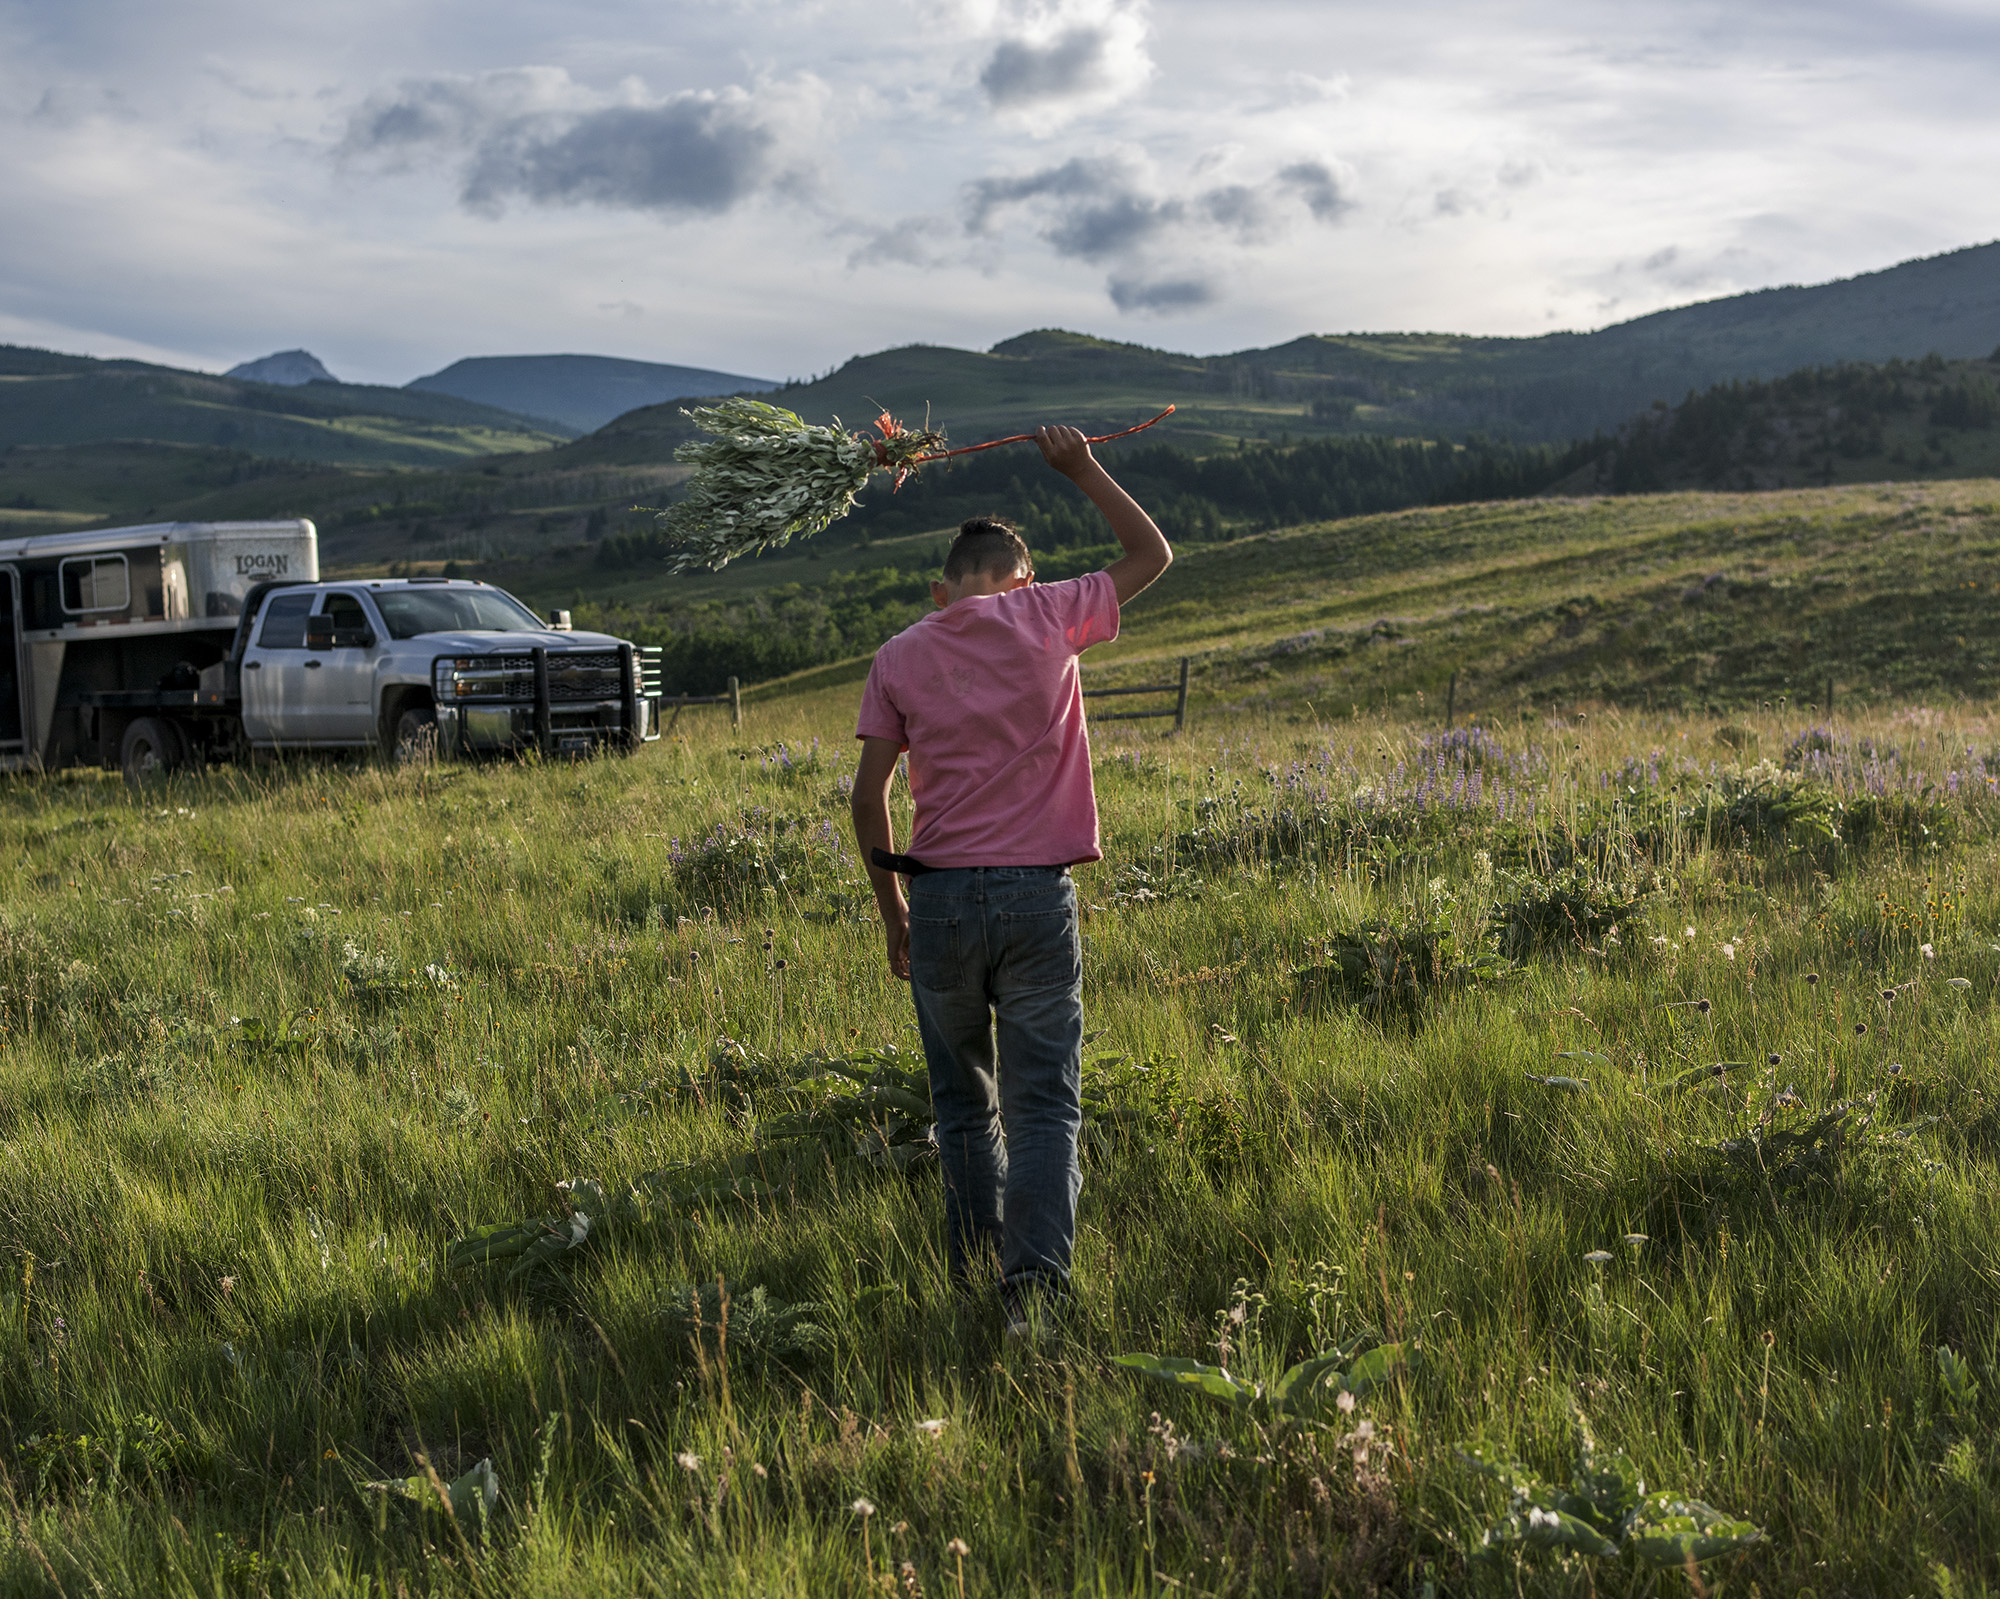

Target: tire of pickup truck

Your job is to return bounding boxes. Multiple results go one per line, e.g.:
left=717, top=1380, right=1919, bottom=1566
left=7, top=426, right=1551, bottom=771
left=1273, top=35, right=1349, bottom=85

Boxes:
left=393, top=706, right=439, bottom=766
left=120, top=717, right=186, bottom=786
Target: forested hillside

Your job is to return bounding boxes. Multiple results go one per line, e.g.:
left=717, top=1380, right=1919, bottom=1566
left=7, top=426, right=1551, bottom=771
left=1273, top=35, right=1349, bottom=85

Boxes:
left=1555, top=352, right=2000, bottom=493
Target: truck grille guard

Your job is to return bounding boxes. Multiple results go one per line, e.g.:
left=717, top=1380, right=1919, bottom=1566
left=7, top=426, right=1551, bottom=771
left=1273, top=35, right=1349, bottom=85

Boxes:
left=433, top=644, right=665, bottom=756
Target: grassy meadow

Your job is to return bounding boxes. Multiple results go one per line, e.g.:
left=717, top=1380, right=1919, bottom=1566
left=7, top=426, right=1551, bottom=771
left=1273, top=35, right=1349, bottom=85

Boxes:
left=581, top=478, right=2000, bottom=718
left=0, top=674, right=1995, bottom=1597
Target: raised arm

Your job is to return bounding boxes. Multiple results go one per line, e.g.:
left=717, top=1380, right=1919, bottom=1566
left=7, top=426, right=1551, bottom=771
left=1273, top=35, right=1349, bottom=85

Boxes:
left=1033, top=424, right=1173, bottom=606
left=850, top=735, right=910, bottom=980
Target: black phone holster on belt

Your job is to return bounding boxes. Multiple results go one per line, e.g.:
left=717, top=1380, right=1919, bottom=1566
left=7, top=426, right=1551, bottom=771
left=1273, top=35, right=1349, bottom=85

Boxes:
left=871, top=847, right=935, bottom=877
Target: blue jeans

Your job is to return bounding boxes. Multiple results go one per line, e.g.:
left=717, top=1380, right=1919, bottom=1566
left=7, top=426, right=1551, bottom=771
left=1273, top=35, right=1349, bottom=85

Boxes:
left=907, top=867, right=1083, bottom=1296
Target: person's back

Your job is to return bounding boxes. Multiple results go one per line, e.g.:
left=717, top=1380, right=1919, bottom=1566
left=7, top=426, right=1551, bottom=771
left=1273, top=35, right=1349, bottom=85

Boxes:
left=850, top=425, right=1173, bottom=1333
left=859, top=568, right=1117, bottom=868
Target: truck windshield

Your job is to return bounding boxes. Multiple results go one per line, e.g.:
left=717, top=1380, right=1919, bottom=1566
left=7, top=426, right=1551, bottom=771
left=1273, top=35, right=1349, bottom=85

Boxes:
left=374, top=588, right=545, bottom=639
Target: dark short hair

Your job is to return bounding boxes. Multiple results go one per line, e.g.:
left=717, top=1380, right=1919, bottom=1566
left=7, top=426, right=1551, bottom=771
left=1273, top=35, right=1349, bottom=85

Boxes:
left=942, top=517, right=1033, bottom=583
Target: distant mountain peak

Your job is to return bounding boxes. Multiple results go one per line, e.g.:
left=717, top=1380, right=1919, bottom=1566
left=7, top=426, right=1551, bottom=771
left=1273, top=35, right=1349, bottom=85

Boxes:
left=406, top=353, right=777, bottom=432
left=227, top=349, right=338, bottom=386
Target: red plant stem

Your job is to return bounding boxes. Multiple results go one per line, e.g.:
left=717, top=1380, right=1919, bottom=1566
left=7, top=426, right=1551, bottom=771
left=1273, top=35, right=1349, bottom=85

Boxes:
left=907, top=405, right=1176, bottom=464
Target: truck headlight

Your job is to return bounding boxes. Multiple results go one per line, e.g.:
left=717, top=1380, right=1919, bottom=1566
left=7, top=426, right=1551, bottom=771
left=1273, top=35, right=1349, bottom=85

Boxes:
left=434, top=657, right=523, bottom=699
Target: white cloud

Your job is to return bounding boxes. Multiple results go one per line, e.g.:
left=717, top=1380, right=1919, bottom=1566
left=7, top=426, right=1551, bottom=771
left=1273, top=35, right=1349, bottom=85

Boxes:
left=0, top=0, right=1995, bottom=381
left=959, top=149, right=1351, bottom=309
left=973, top=0, right=1154, bottom=128
left=1108, top=272, right=1215, bottom=312
left=340, top=69, right=827, bottom=218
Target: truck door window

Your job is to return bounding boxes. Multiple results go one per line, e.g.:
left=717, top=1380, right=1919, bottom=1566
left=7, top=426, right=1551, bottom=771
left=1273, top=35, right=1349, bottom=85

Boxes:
left=257, top=591, right=316, bottom=648
left=60, top=555, right=130, bottom=614
left=322, top=592, right=373, bottom=646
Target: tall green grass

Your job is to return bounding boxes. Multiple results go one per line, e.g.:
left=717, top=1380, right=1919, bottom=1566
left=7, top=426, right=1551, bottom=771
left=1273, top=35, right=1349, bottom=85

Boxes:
left=0, top=695, right=1994, bottom=1596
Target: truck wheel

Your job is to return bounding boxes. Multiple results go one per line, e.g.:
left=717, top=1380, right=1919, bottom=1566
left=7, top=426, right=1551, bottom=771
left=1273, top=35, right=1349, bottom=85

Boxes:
left=393, top=706, right=439, bottom=766
left=121, top=717, right=185, bottom=785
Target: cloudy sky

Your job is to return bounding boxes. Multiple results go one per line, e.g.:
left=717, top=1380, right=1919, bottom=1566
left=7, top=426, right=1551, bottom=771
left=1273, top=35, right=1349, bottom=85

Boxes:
left=1, top=0, right=1996, bottom=386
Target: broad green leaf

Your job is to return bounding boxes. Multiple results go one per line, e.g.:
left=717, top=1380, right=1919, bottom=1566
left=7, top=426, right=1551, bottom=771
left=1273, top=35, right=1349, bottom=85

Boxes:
left=1487, top=1502, right=1619, bottom=1558
left=1113, top=1352, right=1258, bottom=1409
left=1341, top=1341, right=1415, bottom=1397
left=447, top=1458, right=500, bottom=1519
left=1269, top=1350, right=1350, bottom=1416
left=363, top=1471, right=431, bottom=1503
left=506, top=1213, right=591, bottom=1282
left=867, top=1084, right=932, bottom=1120
left=364, top=1457, right=499, bottom=1520
left=558, top=1178, right=606, bottom=1217
left=853, top=1283, right=906, bottom=1316
left=1457, top=1445, right=1537, bottom=1493
left=1571, top=1444, right=1644, bottom=1524
left=444, top=1221, right=549, bottom=1271
left=1624, top=1492, right=1762, bottom=1565
left=1937, top=1345, right=1981, bottom=1409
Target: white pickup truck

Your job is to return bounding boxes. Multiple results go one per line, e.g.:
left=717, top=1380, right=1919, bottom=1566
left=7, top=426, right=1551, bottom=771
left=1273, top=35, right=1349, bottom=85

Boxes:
left=0, top=518, right=666, bottom=779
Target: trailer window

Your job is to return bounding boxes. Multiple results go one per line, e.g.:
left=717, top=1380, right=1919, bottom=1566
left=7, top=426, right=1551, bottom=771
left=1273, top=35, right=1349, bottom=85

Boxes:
left=256, top=591, right=316, bottom=648
left=60, top=555, right=130, bottom=614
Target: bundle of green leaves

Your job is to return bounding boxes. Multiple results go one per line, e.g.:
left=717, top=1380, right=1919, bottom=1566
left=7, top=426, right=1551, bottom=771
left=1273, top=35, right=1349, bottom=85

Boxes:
left=656, top=399, right=943, bottom=572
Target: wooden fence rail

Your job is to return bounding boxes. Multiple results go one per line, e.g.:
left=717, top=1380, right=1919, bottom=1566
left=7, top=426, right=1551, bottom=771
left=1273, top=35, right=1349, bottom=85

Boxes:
left=665, top=676, right=742, bottom=732
left=666, top=658, right=1193, bottom=737
left=1083, top=656, right=1190, bottom=731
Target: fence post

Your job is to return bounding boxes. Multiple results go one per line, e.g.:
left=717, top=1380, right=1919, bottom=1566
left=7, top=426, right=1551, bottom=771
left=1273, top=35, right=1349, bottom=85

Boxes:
left=1173, top=657, right=1190, bottom=733
left=1445, top=671, right=1456, bottom=730
left=729, top=676, right=742, bottom=732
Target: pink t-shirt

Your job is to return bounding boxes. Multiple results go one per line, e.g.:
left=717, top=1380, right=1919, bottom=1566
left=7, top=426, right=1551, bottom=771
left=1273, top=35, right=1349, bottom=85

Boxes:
left=856, top=572, right=1120, bottom=868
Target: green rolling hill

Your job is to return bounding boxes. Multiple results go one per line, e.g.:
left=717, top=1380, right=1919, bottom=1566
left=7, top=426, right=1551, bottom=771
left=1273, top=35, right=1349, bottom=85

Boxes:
left=567, top=240, right=2000, bottom=457
left=711, top=479, right=2000, bottom=720
left=0, top=344, right=575, bottom=469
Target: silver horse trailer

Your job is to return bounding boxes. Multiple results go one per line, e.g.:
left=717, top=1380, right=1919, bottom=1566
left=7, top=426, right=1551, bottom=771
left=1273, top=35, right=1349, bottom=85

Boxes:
left=0, top=519, right=317, bottom=774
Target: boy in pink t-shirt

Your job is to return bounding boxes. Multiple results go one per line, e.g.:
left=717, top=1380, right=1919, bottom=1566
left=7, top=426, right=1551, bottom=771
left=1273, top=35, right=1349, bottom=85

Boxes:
left=852, top=426, right=1173, bottom=1332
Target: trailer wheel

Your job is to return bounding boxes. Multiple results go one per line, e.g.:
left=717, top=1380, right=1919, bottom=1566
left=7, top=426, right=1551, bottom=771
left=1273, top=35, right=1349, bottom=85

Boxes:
left=393, top=706, right=439, bottom=766
left=120, top=717, right=186, bottom=785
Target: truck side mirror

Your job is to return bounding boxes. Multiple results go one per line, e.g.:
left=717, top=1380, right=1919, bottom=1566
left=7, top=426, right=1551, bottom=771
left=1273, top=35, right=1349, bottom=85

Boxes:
left=305, top=616, right=333, bottom=651
left=548, top=609, right=573, bottom=631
